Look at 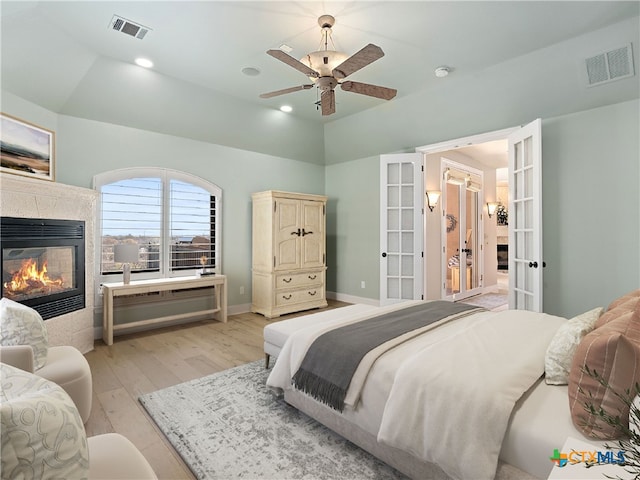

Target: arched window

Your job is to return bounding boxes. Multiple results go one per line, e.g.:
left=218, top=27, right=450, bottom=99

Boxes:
left=94, top=168, right=221, bottom=281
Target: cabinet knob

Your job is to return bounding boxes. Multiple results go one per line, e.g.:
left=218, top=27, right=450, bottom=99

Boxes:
left=308, top=291, right=317, bottom=296
left=282, top=278, right=292, bottom=283
left=381, top=252, right=387, bottom=258
left=283, top=294, right=292, bottom=300
left=308, top=274, right=317, bottom=280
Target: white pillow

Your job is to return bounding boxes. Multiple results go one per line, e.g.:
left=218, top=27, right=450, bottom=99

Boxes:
left=0, top=297, right=49, bottom=369
left=0, top=363, right=89, bottom=478
left=545, top=307, right=603, bottom=385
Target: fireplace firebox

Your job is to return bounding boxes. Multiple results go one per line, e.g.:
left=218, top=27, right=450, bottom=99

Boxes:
left=1, top=217, right=85, bottom=320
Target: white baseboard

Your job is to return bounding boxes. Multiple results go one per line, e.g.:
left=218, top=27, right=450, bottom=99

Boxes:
left=326, top=291, right=379, bottom=306
left=228, top=302, right=252, bottom=316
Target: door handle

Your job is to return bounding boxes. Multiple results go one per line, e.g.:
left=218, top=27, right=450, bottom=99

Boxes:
left=528, top=261, right=538, bottom=268
left=291, top=229, right=301, bottom=236
left=301, top=229, right=313, bottom=236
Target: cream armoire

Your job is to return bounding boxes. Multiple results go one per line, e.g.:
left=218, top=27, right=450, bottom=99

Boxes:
left=251, top=190, right=328, bottom=318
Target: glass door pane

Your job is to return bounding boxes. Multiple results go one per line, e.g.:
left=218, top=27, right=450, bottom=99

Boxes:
left=445, top=182, right=462, bottom=295
left=465, top=189, right=478, bottom=291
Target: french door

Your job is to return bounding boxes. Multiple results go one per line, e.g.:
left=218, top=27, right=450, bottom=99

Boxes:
left=442, top=164, right=482, bottom=300
left=378, top=120, right=543, bottom=310
left=379, top=153, right=424, bottom=306
left=508, top=119, right=543, bottom=311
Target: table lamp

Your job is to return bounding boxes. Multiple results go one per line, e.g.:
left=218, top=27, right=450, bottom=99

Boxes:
left=114, top=244, right=138, bottom=284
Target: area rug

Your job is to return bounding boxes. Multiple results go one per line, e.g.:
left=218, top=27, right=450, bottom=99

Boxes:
left=139, top=361, right=405, bottom=479
left=459, top=293, right=508, bottom=310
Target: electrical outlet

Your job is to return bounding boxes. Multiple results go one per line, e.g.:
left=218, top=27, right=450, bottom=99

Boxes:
left=361, top=281, right=366, bottom=289
left=239, top=286, right=245, bottom=295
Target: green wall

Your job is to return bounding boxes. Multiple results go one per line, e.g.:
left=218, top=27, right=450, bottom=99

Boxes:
left=325, top=156, right=381, bottom=299
left=542, top=100, right=640, bottom=316
left=54, top=115, right=326, bottom=309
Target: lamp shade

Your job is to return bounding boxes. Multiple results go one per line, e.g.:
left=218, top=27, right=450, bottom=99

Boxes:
left=113, top=244, right=138, bottom=264
left=426, top=190, right=441, bottom=212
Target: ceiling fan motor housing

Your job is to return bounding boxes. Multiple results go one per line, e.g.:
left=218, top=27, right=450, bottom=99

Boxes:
left=317, top=76, right=338, bottom=91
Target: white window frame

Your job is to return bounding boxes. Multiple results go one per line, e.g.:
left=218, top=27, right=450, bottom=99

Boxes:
left=93, top=167, right=222, bottom=286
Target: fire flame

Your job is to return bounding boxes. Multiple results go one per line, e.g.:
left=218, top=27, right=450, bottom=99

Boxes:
left=3, top=258, right=64, bottom=297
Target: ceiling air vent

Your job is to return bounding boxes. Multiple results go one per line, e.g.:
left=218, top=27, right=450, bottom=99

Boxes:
left=109, top=15, right=151, bottom=40
left=585, top=43, right=634, bottom=87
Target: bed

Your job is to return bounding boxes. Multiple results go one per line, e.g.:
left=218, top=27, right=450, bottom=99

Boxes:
left=266, top=294, right=640, bottom=480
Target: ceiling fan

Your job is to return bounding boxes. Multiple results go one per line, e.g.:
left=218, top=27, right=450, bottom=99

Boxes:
left=260, top=15, right=397, bottom=116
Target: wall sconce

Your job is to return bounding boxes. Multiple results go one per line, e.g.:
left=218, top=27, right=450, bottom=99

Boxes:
left=487, top=202, right=499, bottom=218
left=426, top=191, right=441, bottom=212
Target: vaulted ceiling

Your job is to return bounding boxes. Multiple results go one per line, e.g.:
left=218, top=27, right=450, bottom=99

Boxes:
left=2, top=1, right=638, bottom=124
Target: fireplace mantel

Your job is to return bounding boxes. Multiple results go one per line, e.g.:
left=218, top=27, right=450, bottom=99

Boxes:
left=0, top=174, right=97, bottom=353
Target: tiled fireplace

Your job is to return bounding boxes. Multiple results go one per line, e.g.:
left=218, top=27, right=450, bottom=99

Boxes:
left=0, top=174, right=97, bottom=353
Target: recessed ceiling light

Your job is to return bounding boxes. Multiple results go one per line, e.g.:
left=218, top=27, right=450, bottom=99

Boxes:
left=280, top=105, right=293, bottom=113
left=135, top=57, right=153, bottom=68
left=241, top=67, right=261, bottom=77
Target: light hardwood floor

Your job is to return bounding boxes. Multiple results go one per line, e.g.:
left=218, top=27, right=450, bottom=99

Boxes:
left=83, top=299, right=351, bottom=479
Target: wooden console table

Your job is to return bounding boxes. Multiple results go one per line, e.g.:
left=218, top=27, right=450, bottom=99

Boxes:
left=102, top=275, right=227, bottom=346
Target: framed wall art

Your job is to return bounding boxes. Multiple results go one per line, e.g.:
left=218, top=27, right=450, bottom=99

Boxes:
left=1, top=113, right=55, bottom=181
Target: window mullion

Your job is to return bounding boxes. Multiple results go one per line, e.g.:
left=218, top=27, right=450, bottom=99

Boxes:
left=162, top=172, right=171, bottom=277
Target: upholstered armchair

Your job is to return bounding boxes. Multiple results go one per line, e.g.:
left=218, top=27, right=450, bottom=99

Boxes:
left=0, top=298, right=92, bottom=423
left=1, top=363, right=157, bottom=479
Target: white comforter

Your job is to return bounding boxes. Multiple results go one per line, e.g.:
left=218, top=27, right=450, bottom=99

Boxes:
left=267, top=303, right=565, bottom=480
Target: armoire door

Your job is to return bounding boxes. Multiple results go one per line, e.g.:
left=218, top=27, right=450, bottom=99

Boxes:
left=274, top=198, right=301, bottom=271
left=300, top=200, right=325, bottom=269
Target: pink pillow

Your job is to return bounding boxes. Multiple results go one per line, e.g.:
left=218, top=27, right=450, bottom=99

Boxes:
left=568, top=299, right=640, bottom=439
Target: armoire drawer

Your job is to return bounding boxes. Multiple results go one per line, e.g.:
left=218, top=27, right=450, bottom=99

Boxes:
left=275, top=271, right=322, bottom=289
left=275, top=286, right=324, bottom=307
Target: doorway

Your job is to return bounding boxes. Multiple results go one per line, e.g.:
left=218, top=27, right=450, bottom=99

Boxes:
left=417, top=127, right=518, bottom=305
left=380, top=120, right=542, bottom=311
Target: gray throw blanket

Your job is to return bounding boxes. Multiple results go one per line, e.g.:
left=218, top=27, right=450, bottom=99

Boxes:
left=291, top=301, right=483, bottom=412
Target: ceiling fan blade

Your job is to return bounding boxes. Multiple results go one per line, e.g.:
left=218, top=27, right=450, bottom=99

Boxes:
left=340, top=81, right=397, bottom=100
left=267, top=49, right=319, bottom=78
left=332, top=43, right=384, bottom=79
left=321, top=90, right=335, bottom=116
left=259, top=84, right=314, bottom=99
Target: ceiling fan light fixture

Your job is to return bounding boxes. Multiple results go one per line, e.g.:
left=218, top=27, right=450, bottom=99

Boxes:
left=279, top=105, right=292, bottom=113
left=300, top=50, right=349, bottom=80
